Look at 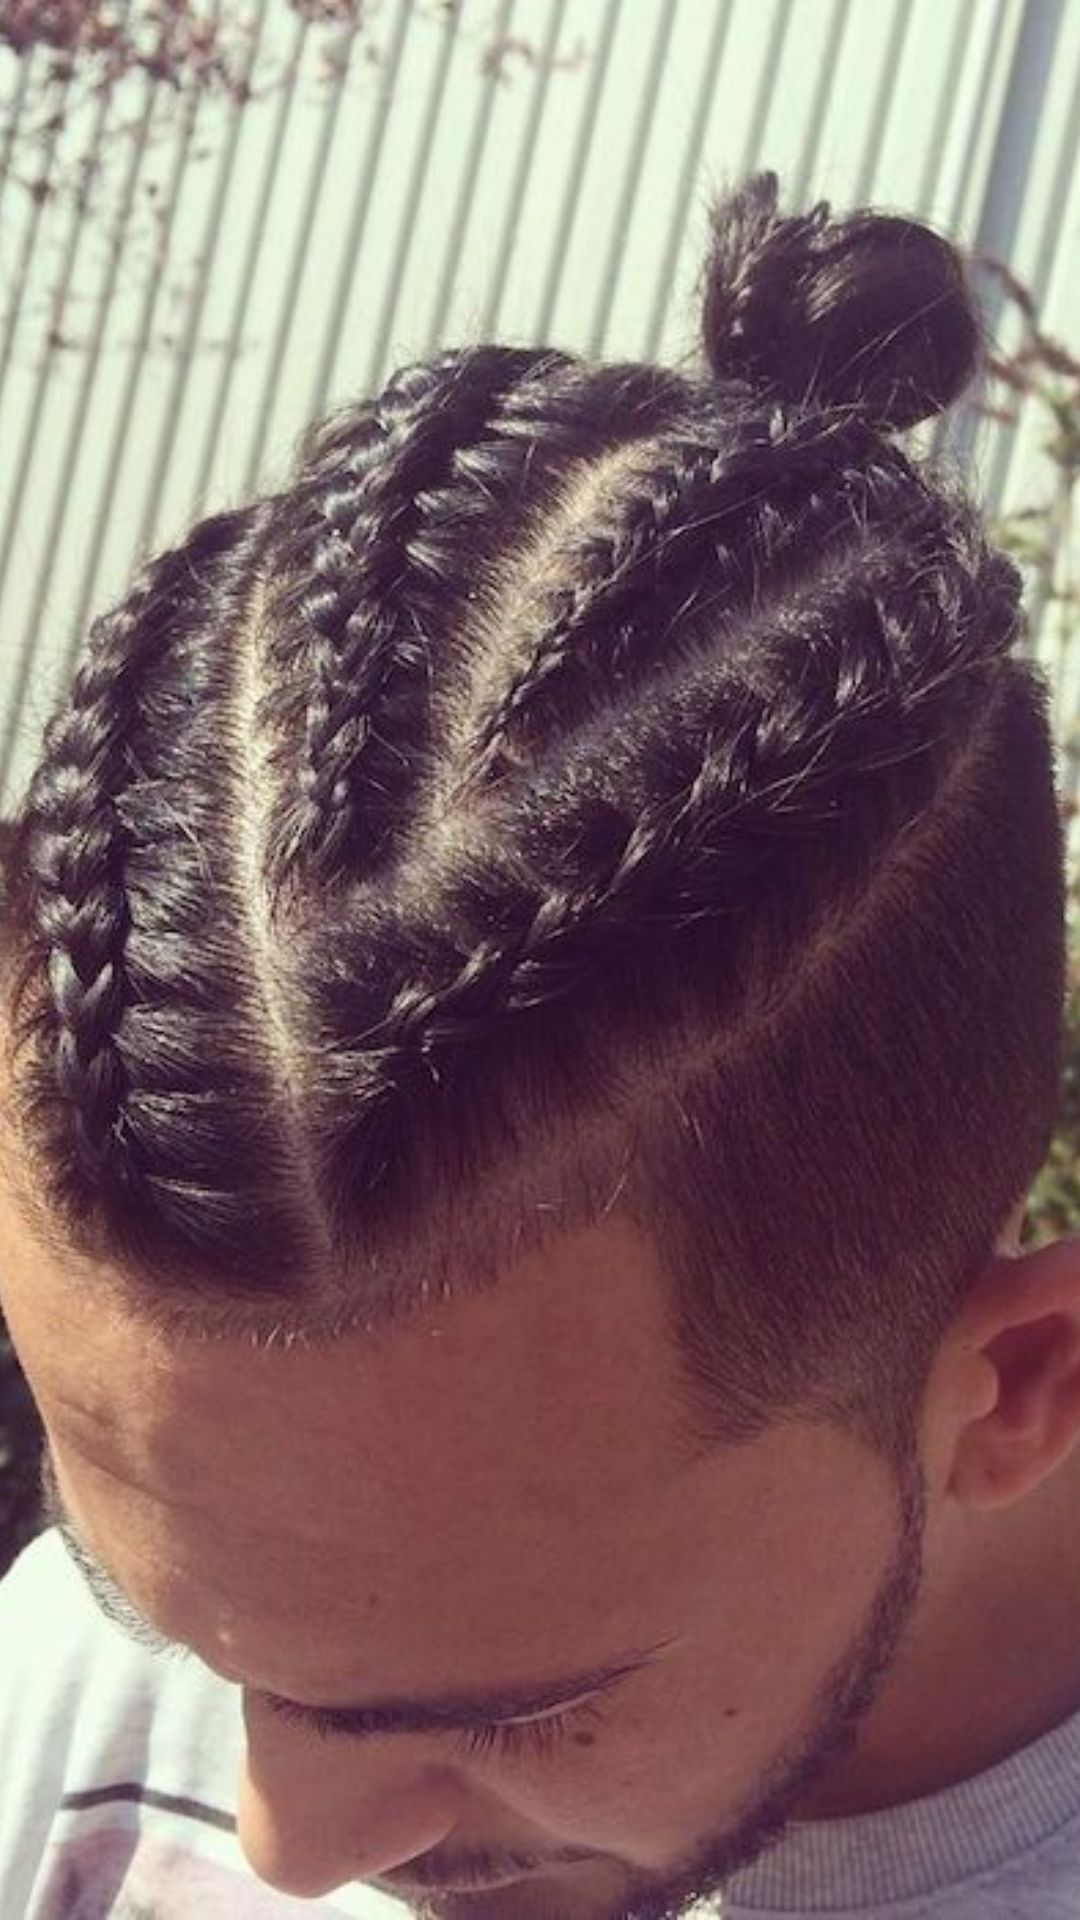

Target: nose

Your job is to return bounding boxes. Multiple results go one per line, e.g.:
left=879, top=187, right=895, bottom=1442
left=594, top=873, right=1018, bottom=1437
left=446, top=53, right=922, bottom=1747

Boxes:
left=236, top=1734, right=464, bottom=1899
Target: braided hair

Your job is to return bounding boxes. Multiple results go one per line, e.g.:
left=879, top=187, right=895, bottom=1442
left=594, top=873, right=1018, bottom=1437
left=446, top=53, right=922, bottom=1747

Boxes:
left=0, top=172, right=1067, bottom=1463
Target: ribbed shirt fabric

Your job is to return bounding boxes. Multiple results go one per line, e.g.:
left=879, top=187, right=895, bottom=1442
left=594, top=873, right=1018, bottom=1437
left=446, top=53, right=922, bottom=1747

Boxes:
left=720, top=1698, right=1080, bottom=1915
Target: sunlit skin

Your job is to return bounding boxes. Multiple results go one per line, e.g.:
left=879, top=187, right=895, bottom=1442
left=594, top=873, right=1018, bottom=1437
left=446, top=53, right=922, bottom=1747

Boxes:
left=4, top=1128, right=1080, bottom=1920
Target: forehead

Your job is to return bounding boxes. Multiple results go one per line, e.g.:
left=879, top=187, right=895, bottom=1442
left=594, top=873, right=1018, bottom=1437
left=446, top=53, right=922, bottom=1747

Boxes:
left=0, top=1182, right=708, bottom=1671
left=0, top=1193, right=687, bottom=1466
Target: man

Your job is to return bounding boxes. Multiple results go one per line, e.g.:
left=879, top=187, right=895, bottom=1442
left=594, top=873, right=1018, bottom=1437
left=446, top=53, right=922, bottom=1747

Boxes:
left=1, top=167, right=1078, bottom=1920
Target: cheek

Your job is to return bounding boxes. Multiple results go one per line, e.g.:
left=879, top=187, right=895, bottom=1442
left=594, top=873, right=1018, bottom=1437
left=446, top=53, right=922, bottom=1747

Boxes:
left=521, top=1527, right=893, bottom=1856
left=495, top=1471, right=896, bottom=1852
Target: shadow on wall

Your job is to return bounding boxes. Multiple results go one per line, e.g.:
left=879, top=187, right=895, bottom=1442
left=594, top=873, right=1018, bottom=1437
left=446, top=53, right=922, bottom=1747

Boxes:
left=0, top=1328, right=40, bottom=1580
left=0, top=819, right=44, bottom=1576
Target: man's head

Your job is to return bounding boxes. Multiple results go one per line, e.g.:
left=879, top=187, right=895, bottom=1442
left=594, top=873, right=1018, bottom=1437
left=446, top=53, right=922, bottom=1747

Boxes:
left=0, top=168, right=1074, bottom=1915
left=0, top=171, right=1068, bottom=1462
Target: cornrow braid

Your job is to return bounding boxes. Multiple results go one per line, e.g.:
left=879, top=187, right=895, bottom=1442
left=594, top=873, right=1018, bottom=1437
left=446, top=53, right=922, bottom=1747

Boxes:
left=309, top=454, right=1023, bottom=1235
left=263, top=345, right=691, bottom=891
left=459, top=403, right=896, bottom=792
left=4, top=502, right=274, bottom=1223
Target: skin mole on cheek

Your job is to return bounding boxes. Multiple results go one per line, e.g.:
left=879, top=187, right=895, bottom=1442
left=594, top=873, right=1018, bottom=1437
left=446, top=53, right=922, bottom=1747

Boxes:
left=573, top=1730, right=598, bottom=1747
left=722, top=1707, right=740, bottom=1719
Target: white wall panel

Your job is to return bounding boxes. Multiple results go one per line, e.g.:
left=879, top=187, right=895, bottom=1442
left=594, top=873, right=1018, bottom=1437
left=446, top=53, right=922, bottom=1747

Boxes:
left=0, top=0, right=1076, bottom=831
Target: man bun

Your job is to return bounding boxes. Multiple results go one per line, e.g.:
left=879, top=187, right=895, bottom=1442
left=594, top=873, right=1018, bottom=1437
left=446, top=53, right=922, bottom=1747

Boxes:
left=698, top=170, right=983, bottom=433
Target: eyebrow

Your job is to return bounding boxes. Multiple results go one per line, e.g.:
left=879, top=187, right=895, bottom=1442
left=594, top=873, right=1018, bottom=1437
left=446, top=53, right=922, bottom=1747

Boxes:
left=38, top=1443, right=673, bottom=1738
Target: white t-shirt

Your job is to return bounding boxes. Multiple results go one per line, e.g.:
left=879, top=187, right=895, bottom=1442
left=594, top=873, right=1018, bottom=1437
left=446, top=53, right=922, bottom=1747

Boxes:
left=4, top=1527, right=1080, bottom=1918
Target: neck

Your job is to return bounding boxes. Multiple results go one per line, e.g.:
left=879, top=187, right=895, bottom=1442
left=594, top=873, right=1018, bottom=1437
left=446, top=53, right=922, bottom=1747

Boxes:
left=793, top=1447, right=1080, bottom=1818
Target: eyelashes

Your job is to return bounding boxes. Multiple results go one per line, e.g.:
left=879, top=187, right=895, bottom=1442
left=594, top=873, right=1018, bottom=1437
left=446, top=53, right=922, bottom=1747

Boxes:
left=259, top=1692, right=610, bottom=1763
left=453, top=1697, right=609, bottom=1763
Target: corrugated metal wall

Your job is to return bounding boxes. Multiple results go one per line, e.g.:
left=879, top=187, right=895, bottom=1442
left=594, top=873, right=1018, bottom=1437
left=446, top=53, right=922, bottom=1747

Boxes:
left=1, top=0, right=1078, bottom=839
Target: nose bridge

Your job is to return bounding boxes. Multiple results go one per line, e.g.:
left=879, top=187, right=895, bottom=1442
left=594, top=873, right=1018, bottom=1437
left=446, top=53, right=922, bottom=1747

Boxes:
left=237, top=1717, right=465, bottom=1899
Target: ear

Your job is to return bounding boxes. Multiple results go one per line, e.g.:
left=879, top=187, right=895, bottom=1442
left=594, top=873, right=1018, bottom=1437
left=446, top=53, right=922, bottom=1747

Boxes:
left=944, top=1231, right=1080, bottom=1512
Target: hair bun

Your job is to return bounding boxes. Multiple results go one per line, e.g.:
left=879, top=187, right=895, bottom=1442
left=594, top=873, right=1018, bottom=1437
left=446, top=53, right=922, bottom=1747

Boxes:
left=698, top=170, right=982, bottom=433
